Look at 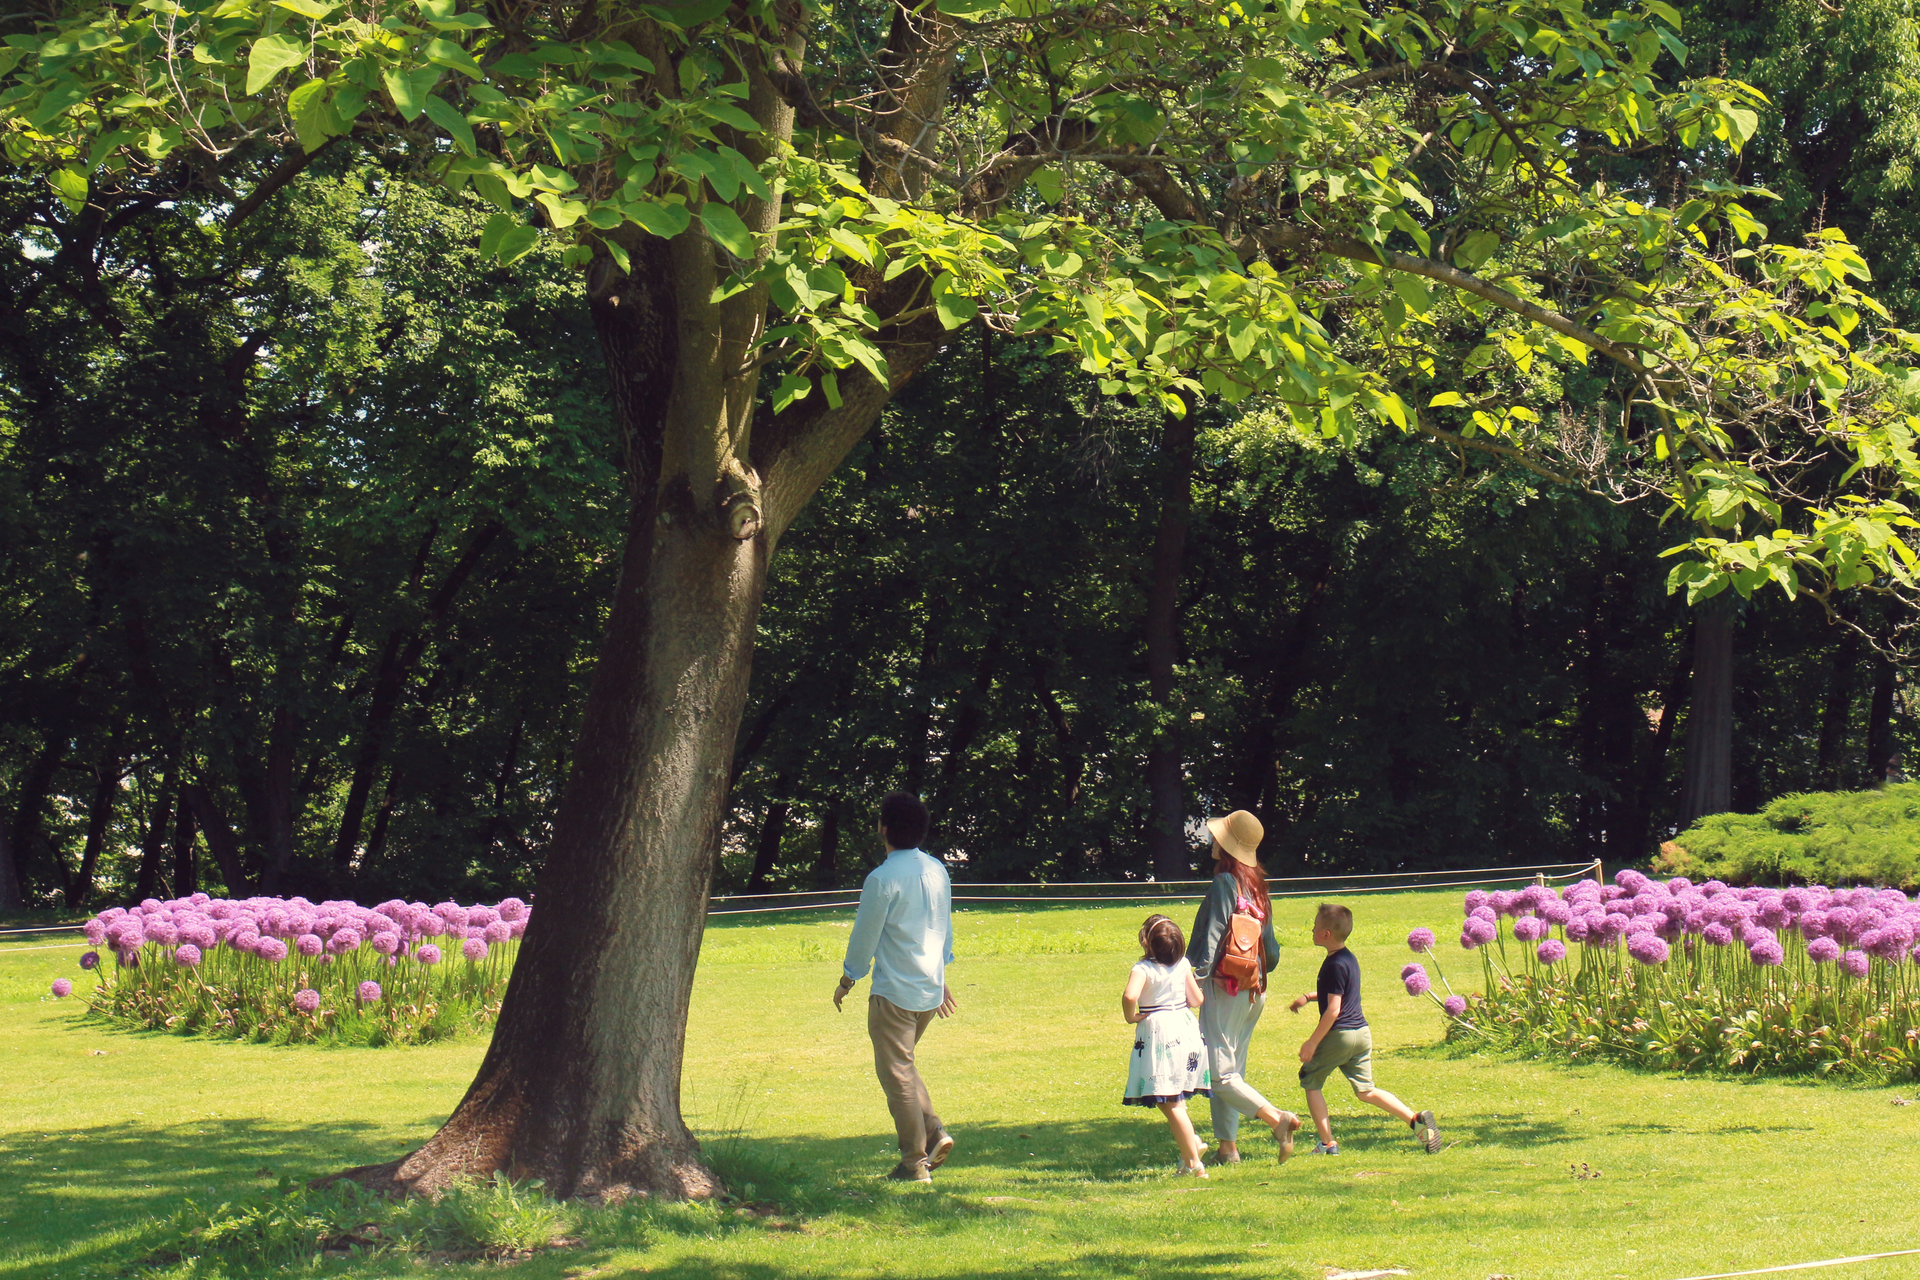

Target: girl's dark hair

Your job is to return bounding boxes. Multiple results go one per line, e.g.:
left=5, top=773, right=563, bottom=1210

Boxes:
left=1142, top=914, right=1185, bottom=965
left=1213, top=851, right=1272, bottom=919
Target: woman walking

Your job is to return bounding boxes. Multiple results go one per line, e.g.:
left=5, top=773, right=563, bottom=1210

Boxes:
left=1188, top=809, right=1303, bottom=1163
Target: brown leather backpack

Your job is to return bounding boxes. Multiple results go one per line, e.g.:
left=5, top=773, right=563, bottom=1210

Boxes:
left=1215, top=911, right=1265, bottom=992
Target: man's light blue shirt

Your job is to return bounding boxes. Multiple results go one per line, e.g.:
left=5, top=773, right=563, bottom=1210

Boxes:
left=842, top=847, right=954, bottom=1013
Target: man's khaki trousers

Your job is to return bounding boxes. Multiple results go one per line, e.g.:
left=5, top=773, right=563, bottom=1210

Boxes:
left=868, top=994, right=943, bottom=1164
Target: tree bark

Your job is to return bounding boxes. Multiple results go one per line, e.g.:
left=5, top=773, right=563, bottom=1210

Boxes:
left=135, top=767, right=177, bottom=903
left=182, top=781, right=251, bottom=893
left=1145, top=400, right=1197, bottom=881
left=7, top=732, right=68, bottom=902
left=330, top=520, right=504, bottom=867
left=170, top=797, right=199, bottom=897
left=1814, top=615, right=1860, bottom=790
left=0, top=819, right=21, bottom=911
left=1866, top=654, right=1899, bottom=785
left=1677, top=600, right=1735, bottom=827
left=70, top=721, right=127, bottom=911
left=747, top=778, right=792, bottom=892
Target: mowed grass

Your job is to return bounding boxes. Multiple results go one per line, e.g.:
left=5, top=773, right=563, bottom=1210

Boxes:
left=4, top=888, right=1919, bottom=1280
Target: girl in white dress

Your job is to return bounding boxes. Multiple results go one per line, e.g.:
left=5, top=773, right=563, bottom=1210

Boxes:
left=1121, top=914, right=1212, bottom=1176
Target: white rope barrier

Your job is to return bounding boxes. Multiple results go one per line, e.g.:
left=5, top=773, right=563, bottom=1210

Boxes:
left=1665, top=1248, right=1920, bottom=1280
left=0, top=924, right=89, bottom=937
left=706, top=864, right=1600, bottom=915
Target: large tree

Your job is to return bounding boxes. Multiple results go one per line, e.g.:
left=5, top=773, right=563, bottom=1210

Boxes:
left=5, top=0, right=1916, bottom=1197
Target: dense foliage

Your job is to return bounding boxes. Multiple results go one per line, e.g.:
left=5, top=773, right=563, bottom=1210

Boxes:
left=1406, top=871, right=1920, bottom=1081
left=3, top=0, right=1920, bottom=908
left=1659, top=783, right=1920, bottom=891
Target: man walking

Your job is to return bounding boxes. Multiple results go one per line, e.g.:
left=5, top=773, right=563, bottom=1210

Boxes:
left=834, top=791, right=957, bottom=1182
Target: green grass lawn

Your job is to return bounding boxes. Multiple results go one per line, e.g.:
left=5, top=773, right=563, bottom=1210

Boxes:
left=4, top=888, right=1919, bottom=1280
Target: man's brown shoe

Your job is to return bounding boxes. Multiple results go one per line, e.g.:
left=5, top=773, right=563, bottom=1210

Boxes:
left=927, top=1128, right=956, bottom=1170
left=886, top=1160, right=932, bottom=1183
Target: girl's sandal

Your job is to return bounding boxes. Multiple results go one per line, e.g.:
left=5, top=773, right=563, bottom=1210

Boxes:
left=1177, top=1161, right=1210, bottom=1178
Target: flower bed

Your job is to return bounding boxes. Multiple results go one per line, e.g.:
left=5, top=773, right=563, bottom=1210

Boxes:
left=53, top=893, right=529, bottom=1045
left=1399, top=873, right=1920, bottom=1081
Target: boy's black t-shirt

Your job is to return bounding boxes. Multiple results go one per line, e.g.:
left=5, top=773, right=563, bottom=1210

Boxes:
left=1316, top=947, right=1367, bottom=1030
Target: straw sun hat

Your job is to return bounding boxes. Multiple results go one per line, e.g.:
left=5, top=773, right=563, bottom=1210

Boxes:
left=1206, top=810, right=1265, bottom=866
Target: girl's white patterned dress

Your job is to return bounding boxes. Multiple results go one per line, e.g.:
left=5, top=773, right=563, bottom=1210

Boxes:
left=1122, top=957, right=1211, bottom=1106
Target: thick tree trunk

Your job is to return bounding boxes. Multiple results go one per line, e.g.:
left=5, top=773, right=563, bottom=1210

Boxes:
left=1866, top=650, right=1899, bottom=785
left=1677, top=600, right=1735, bottom=827
left=1145, top=402, right=1197, bottom=880
left=901, top=600, right=947, bottom=792
left=7, top=733, right=67, bottom=900
left=1227, top=550, right=1334, bottom=822
left=135, top=772, right=176, bottom=902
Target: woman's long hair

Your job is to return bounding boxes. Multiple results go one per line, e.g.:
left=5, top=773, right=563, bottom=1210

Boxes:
left=1214, top=850, right=1271, bottom=919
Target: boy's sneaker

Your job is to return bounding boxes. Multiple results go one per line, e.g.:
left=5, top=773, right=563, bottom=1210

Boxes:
left=1310, top=1141, right=1340, bottom=1155
left=886, top=1159, right=932, bottom=1182
left=927, top=1128, right=956, bottom=1169
left=1413, top=1110, right=1442, bottom=1154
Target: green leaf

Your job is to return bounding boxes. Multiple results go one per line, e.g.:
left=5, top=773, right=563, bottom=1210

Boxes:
left=478, top=211, right=517, bottom=258
left=47, top=166, right=88, bottom=214
left=271, top=0, right=338, bottom=17
left=625, top=201, right=691, bottom=238
left=1391, top=273, right=1432, bottom=315
left=423, top=94, right=475, bottom=155
left=1225, top=316, right=1256, bottom=362
left=287, top=78, right=332, bottom=152
left=697, top=101, right=762, bottom=134
left=931, top=272, right=977, bottom=330
left=584, top=205, right=624, bottom=230
left=1428, top=391, right=1467, bottom=407
left=495, top=225, right=540, bottom=264
left=1030, top=167, right=1063, bottom=204
left=1454, top=229, right=1501, bottom=270
left=696, top=203, right=755, bottom=257
left=381, top=65, right=442, bottom=121
left=535, top=190, right=587, bottom=227
left=819, top=369, right=843, bottom=409
left=245, top=33, right=308, bottom=95
left=424, top=37, right=484, bottom=80
left=772, top=373, right=811, bottom=412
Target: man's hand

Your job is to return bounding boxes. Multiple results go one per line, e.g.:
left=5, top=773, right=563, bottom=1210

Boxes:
left=936, top=986, right=958, bottom=1018
left=1288, top=994, right=1313, bottom=1014
left=833, top=977, right=853, bottom=1011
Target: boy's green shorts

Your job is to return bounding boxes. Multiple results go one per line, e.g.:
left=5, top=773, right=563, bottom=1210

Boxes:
left=1299, top=1026, right=1374, bottom=1094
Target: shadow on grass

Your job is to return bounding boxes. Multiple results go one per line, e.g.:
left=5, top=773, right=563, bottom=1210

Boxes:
left=619, top=1249, right=1304, bottom=1280
left=0, top=1114, right=433, bottom=1275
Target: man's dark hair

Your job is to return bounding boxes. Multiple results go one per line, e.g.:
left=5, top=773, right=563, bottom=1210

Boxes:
left=879, top=791, right=930, bottom=849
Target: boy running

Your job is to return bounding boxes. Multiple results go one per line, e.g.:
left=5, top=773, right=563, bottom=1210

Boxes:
left=1287, top=903, right=1442, bottom=1156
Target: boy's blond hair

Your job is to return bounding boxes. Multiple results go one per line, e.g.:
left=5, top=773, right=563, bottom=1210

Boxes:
left=1314, top=903, right=1354, bottom=942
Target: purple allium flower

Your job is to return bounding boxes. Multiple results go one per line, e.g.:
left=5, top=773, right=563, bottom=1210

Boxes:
left=1463, top=890, right=1490, bottom=914
left=296, top=933, right=323, bottom=956
left=1465, top=916, right=1498, bottom=944
left=496, top=897, right=529, bottom=922
left=79, top=950, right=100, bottom=971
left=1807, top=937, right=1842, bottom=963
left=508, top=920, right=526, bottom=940
left=1748, top=937, right=1785, bottom=966
left=482, top=920, right=511, bottom=945
left=175, top=944, right=202, bottom=967
left=1537, top=939, right=1567, bottom=965
left=50, top=978, right=72, bottom=998
left=357, top=980, right=382, bottom=1004
left=1404, top=968, right=1432, bottom=997
left=1401, top=962, right=1423, bottom=979
left=1565, top=915, right=1591, bottom=942
left=1442, top=995, right=1467, bottom=1017
left=1668, top=876, right=1694, bottom=892
left=461, top=936, right=488, bottom=962
left=415, top=943, right=442, bottom=965
left=326, top=928, right=362, bottom=954
left=1406, top=928, right=1436, bottom=956
left=467, top=906, right=499, bottom=929
left=1840, top=950, right=1871, bottom=978
left=434, top=902, right=470, bottom=929
left=1626, top=934, right=1670, bottom=965
left=1615, top=869, right=1649, bottom=893
left=1511, top=917, right=1544, bottom=942
left=1542, top=901, right=1573, bottom=926
left=84, top=919, right=107, bottom=945
left=371, top=931, right=401, bottom=956
left=1827, top=907, right=1859, bottom=943
left=1489, top=891, right=1519, bottom=917
left=255, top=937, right=288, bottom=962
left=1703, top=923, right=1734, bottom=948
left=293, top=988, right=321, bottom=1014
left=1625, top=916, right=1657, bottom=936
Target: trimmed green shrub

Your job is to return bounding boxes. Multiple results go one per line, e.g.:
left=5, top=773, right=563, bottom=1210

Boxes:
left=1657, top=784, right=1920, bottom=888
